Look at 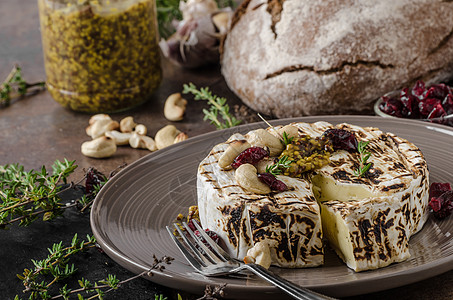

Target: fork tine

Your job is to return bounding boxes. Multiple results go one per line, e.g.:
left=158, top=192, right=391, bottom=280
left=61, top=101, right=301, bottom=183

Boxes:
left=192, top=219, right=229, bottom=262
left=166, top=226, right=205, bottom=270
left=171, top=224, right=210, bottom=267
left=182, top=222, right=223, bottom=264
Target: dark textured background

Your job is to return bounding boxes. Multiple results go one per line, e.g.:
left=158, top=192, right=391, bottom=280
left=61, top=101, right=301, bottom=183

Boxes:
left=1, top=0, right=453, bottom=299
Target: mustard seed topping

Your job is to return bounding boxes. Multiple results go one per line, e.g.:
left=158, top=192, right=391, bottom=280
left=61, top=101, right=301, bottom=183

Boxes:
left=280, top=135, right=333, bottom=176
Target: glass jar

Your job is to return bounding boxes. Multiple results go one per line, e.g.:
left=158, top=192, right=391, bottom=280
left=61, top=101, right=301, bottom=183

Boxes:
left=38, top=0, right=162, bottom=113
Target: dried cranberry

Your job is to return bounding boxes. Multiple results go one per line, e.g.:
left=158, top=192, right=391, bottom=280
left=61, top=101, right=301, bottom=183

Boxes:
left=419, top=98, right=442, bottom=117
left=443, top=94, right=453, bottom=115
left=257, top=172, right=287, bottom=192
left=231, top=147, right=269, bottom=169
left=400, top=88, right=419, bottom=118
left=322, top=129, right=358, bottom=152
left=425, top=84, right=451, bottom=100
left=194, top=228, right=220, bottom=245
left=411, top=80, right=426, bottom=100
left=427, top=103, right=446, bottom=120
left=429, top=190, right=453, bottom=219
left=187, top=219, right=197, bottom=231
left=429, top=182, right=452, bottom=199
left=379, top=96, right=404, bottom=117
left=85, top=167, right=106, bottom=194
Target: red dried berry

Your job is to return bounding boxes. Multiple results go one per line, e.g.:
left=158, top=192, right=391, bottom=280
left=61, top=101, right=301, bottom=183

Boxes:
left=187, top=219, right=197, bottom=231
left=443, top=94, right=453, bottom=115
left=380, top=96, right=404, bottom=117
left=400, top=88, right=419, bottom=118
left=257, top=172, right=288, bottom=192
left=429, top=182, right=452, bottom=199
left=429, top=191, right=453, bottom=219
left=427, top=103, right=446, bottom=120
left=194, top=229, right=220, bottom=245
left=411, top=80, right=426, bottom=100
left=322, top=129, right=358, bottom=152
left=425, top=84, right=451, bottom=100
left=85, top=168, right=106, bottom=194
left=379, top=81, right=453, bottom=126
left=419, top=98, right=442, bottom=117
left=231, top=146, right=269, bottom=169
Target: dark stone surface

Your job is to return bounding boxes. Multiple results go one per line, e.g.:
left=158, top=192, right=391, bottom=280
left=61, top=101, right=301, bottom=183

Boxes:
left=1, top=0, right=453, bottom=299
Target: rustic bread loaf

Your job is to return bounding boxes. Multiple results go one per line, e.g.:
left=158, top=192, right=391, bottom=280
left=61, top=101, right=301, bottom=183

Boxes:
left=220, top=0, right=453, bottom=117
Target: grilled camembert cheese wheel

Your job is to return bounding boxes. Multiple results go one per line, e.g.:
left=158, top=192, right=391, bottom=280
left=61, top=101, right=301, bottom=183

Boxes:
left=197, top=122, right=429, bottom=271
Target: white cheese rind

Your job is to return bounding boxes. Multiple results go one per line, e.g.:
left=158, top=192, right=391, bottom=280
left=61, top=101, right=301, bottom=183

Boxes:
left=197, top=122, right=429, bottom=271
left=197, top=134, right=324, bottom=268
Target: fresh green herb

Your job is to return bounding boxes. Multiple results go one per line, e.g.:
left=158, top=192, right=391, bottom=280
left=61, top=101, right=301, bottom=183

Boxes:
left=0, top=160, right=108, bottom=228
left=15, top=234, right=174, bottom=300
left=281, top=131, right=294, bottom=146
left=265, top=155, right=292, bottom=176
left=1, top=65, right=45, bottom=106
left=256, top=113, right=293, bottom=146
left=182, top=82, right=241, bottom=129
left=354, top=141, right=372, bottom=177
left=156, top=0, right=182, bottom=38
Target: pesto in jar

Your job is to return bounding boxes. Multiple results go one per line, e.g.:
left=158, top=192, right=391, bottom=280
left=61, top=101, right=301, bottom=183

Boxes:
left=38, top=0, right=162, bottom=113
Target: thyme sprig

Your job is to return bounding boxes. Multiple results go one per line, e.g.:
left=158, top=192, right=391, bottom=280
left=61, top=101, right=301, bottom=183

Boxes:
left=1, top=65, right=45, bottom=106
left=182, top=83, right=241, bottom=129
left=0, top=160, right=109, bottom=228
left=15, top=233, right=174, bottom=300
left=265, top=155, right=292, bottom=176
left=354, top=141, right=372, bottom=177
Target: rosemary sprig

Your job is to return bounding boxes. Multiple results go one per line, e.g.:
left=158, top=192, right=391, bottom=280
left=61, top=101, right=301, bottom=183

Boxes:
left=281, top=131, right=294, bottom=146
left=256, top=113, right=293, bottom=146
left=1, top=65, right=45, bottom=106
left=354, top=141, right=372, bottom=177
left=265, top=155, right=292, bottom=176
left=15, top=233, right=174, bottom=300
left=182, top=83, right=241, bottom=129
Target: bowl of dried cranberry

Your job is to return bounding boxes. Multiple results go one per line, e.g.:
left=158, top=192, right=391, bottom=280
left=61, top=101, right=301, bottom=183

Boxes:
left=374, top=80, right=453, bottom=126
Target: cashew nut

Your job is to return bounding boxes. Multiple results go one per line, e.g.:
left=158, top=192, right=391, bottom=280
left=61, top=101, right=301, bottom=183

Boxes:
left=155, top=125, right=182, bottom=150
left=105, top=130, right=132, bottom=146
left=256, top=157, right=275, bottom=174
left=235, top=164, right=271, bottom=194
left=134, top=124, right=147, bottom=135
left=243, top=241, right=272, bottom=269
left=277, top=125, right=299, bottom=139
left=245, top=128, right=284, bottom=156
left=164, top=93, right=188, bottom=121
left=88, top=114, right=111, bottom=125
left=120, top=116, right=136, bottom=133
left=174, top=132, right=188, bottom=144
left=129, top=132, right=157, bottom=151
left=86, top=118, right=119, bottom=139
left=81, top=136, right=117, bottom=158
left=218, top=140, right=251, bottom=169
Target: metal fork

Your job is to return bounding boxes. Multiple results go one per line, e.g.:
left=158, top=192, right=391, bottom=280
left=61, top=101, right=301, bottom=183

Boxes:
left=166, top=220, right=335, bottom=300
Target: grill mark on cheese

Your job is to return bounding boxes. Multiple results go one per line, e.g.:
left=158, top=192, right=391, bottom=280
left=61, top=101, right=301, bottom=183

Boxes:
left=381, top=183, right=405, bottom=192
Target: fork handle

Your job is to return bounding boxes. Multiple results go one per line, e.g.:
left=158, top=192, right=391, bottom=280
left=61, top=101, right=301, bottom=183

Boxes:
left=245, top=264, right=336, bottom=300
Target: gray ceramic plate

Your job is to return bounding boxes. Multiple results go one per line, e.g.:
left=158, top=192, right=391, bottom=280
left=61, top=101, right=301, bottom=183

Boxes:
left=90, top=116, right=453, bottom=299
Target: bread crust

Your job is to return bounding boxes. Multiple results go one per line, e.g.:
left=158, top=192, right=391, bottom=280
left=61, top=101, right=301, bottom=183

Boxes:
left=221, top=0, right=453, bottom=117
